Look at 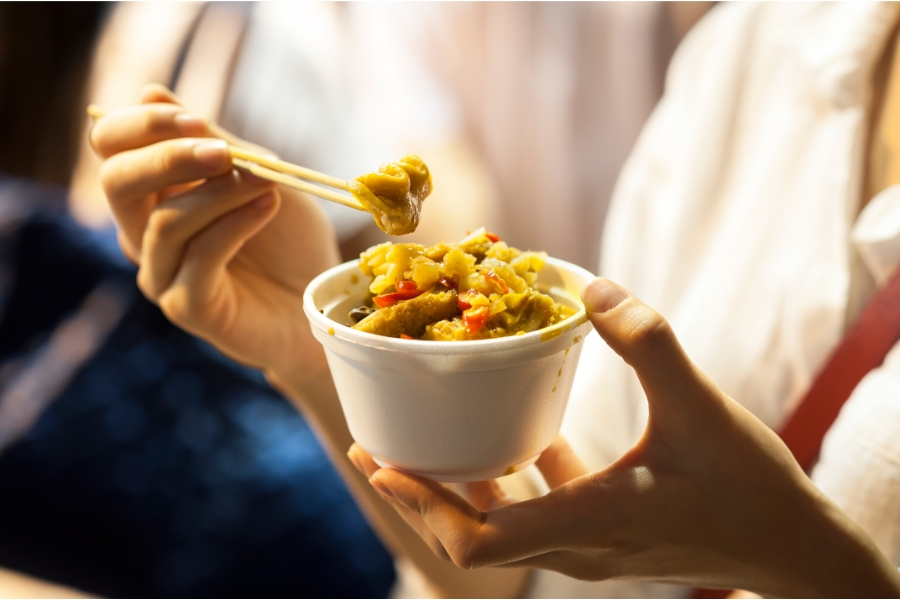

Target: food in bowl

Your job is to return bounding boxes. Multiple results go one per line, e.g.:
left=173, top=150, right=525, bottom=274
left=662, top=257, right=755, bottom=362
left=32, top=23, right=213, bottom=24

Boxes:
left=302, top=253, right=593, bottom=482
left=349, top=228, right=575, bottom=340
left=349, top=154, right=432, bottom=236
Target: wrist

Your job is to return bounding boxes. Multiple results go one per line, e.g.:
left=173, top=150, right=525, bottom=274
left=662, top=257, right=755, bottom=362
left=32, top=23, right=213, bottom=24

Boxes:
left=265, top=359, right=329, bottom=401
left=265, top=350, right=339, bottom=414
left=750, top=483, right=900, bottom=597
left=264, top=325, right=330, bottom=387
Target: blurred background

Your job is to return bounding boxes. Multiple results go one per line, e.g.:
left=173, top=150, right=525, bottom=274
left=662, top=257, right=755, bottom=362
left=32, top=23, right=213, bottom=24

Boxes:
left=0, top=2, right=711, bottom=597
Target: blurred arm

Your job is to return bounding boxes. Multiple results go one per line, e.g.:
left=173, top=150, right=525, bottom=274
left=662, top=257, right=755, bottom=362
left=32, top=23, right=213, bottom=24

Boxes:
left=69, top=2, right=212, bottom=228
left=0, top=567, right=90, bottom=599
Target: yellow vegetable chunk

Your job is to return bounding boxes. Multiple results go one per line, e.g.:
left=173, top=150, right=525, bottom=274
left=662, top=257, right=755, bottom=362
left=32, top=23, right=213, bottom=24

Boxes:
left=351, top=229, right=573, bottom=341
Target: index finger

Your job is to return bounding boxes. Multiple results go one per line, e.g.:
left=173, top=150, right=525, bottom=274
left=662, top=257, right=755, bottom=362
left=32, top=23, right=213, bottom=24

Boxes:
left=90, top=103, right=210, bottom=159
left=370, top=468, right=575, bottom=569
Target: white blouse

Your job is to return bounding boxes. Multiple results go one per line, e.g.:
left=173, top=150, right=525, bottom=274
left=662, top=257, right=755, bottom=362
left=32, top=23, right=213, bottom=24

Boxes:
left=531, top=2, right=900, bottom=597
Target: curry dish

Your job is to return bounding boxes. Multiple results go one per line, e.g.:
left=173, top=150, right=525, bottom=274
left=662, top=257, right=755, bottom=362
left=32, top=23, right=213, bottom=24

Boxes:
left=350, top=229, right=574, bottom=340
left=349, top=154, right=432, bottom=236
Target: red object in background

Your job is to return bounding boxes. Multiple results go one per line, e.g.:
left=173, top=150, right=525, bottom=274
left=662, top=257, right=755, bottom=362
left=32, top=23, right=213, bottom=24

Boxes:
left=463, top=306, right=489, bottom=335
left=780, top=267, right=900, bottom=471
left=693, top=267, right=900, bottom=599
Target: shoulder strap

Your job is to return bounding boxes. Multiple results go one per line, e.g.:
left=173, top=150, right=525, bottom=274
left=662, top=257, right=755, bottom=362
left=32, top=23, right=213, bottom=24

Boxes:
left=172, top=2, right=252, bottom=122
left=779, top=265, right=900, bottom=471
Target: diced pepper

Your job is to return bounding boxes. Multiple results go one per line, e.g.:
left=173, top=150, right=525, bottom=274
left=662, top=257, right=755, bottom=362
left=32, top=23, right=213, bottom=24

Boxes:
left=438, top=276, right=458, bottom=290
left=462, top=306, right=489, bottom=336
left=400, top=333, right=416, bottom=340
left=485, top=232, right=501, bottom=243
left=396, top=280, right=419, bottom=292
left=484, top=271, right=509, bottom=294
left=458, top=289, right=482, bottom=311
left=373, top=289, right=424, bottom=307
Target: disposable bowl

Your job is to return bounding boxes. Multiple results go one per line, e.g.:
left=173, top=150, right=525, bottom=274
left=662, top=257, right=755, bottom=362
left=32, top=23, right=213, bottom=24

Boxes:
left=303, top=257, right=594, bottom=482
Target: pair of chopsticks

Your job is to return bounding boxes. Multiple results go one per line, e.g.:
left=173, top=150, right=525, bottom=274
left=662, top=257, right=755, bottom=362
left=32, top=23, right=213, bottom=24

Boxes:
left=87, top=105, right=366, bottom=212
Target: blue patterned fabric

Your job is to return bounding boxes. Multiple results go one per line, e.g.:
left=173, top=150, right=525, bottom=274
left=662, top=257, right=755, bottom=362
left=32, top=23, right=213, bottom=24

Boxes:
left=0, top=177, right=395, bottom=597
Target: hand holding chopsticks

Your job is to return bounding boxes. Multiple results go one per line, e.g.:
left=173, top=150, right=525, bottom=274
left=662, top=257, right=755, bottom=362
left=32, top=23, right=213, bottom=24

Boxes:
left=87, top=104, right=366, bottom=212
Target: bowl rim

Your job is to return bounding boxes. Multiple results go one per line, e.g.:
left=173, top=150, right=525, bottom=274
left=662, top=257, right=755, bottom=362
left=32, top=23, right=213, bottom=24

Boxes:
left=303, top=256, right=595, bottom=356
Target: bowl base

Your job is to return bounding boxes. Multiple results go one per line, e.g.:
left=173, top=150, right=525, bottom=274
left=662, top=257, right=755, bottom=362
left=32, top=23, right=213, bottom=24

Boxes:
left=372, top=455, right=540, bottom=483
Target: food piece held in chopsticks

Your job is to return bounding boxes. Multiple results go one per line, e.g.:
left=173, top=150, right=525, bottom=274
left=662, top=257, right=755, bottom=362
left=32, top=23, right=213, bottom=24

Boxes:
left=348, top=155, right=432, bottom=236
left=349, top=228, right=574, bottom=340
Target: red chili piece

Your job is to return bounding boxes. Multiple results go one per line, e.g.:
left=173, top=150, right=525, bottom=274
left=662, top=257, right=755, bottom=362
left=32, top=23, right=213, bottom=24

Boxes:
left=458, top=289, right=481, bottom=311
left=373, top=289, right=424, bottom=307
left=485, top=232, right=501, bottom=243
left=396, top=280, right=419, bottom=292
left=400, top=334, right=416, bottom=340
left=463, top=306, right=489, bottom=335
left=484, top=272, right=509, bottom=294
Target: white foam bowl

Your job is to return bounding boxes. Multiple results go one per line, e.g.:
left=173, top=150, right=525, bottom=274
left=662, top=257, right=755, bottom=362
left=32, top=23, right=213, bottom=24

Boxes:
left=303, top=257, right=594, bottom=482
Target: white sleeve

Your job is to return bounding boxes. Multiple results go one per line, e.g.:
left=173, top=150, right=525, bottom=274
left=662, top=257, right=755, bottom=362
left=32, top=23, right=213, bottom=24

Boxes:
left=811, top=339, right=900, bottom=566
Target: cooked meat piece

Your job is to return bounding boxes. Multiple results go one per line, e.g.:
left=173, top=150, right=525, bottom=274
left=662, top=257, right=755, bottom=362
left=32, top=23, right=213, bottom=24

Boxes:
left=353, top=290, right=460, bottom=338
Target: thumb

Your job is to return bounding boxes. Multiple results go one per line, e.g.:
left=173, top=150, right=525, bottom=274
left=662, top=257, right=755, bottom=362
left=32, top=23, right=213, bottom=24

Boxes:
left=581, top=278, right=703, bottom=407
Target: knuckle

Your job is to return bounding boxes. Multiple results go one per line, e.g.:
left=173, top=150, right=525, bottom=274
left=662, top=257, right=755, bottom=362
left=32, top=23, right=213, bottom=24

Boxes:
left=143, top=108, right=174, bottom=138
left=116, top=230, right=140, bottom=265
left=151, top=143, right=179, bottom=176
left=623, top=312, right=674, bottom=358
left=98, top=158, right=120, bottom=196
left=146, top=207, right=181, bottom=243
left=427, top=538, right=452, bottom=562
left=89, top=118, right=121, bottom=158
left=88, top=123, right=104, bottom=156
left=452, top=519, right=488, bottom=570
left=183, top=228, right=217, bottom=262
left=451, top=546, right=475, bottom=570
left=135, top=268, right=157, bottom=301
left=158, top=287, right=191, bottom=325
left=585, top=470, right=608, bottom=492
left=452, top=537, right=480, bottom=569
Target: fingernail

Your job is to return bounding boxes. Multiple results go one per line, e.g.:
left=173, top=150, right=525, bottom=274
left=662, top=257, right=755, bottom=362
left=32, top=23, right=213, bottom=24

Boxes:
left=194, top=139, right=228, bottom=169
left=175, top=113, right=207, bottom=136
left=369, top=476, right=395, bottom=500
left=582, top=278, right=628, bottom=314
left=249, top=192, right=275, bottom=210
